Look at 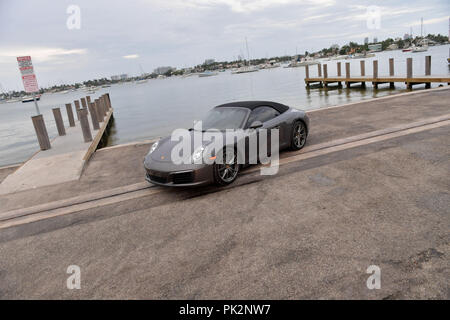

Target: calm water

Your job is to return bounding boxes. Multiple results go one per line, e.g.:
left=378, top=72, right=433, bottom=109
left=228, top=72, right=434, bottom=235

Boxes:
left=1, top=45, right=449, bottom=167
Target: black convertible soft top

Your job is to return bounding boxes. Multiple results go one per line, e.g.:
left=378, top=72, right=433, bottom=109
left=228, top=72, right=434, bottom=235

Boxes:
left=215, top=101, right=289, bottom=114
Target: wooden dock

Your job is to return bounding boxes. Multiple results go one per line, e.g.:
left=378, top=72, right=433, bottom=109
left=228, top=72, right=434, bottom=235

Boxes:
left=0, top=94, right=114, bottom=195
left=305, top=56, right=450, bottom=90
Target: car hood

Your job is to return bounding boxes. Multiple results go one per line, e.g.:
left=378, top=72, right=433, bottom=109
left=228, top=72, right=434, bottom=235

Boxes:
left=148, top=131, right=212, bottom=163
left=149, top=136, right=184, bottom=162
left=146, top=129, right=249, bottom=164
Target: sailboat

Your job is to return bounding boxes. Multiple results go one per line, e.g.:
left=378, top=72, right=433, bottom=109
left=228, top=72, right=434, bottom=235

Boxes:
left=412, top=44, right=428, bottom=52
left=232, top=38, right=259, bottom=74
left=136, top=64, right=149, bottom=83
left=411, top=18, right=429, bottom=52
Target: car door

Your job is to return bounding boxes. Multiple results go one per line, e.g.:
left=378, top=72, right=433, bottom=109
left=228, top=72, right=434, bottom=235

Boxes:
left=244, top=106, right=282, bottom=164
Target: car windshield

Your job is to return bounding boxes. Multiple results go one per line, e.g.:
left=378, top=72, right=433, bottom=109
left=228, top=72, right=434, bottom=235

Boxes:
left=199, top=107, right=248, bottom=130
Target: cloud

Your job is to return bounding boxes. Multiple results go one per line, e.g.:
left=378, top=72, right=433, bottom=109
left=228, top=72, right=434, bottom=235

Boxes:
left=148, top=0, right=335, bottom=13
left=0, top=47, right=87, bottom=63
left=123, top=54, right=140, bottom=59
left=0, top=0, right=449, bottom=89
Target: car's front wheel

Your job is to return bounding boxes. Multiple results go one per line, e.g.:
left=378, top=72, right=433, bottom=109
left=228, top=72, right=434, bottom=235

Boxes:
left=213, top=147, right=240, bottom=186
left=290, top=121, right=307, bottom=150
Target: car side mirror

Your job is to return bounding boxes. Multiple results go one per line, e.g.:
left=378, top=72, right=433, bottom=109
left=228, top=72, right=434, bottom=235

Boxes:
left=249, top=121, right=263, bottom=129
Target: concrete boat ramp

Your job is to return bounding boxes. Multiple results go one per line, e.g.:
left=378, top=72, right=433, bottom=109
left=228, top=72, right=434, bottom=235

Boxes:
left=0, top=96, right=113, bottom=195
left=0, top=87, right=449, bottom=299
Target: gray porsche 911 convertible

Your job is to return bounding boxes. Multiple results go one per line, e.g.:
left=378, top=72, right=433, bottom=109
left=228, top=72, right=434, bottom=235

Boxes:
left=144, top=101, right=309, bottom=186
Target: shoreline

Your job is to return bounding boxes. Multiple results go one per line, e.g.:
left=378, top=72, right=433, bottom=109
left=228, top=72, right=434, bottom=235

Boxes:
left=1, top=84, right=449, bottom=171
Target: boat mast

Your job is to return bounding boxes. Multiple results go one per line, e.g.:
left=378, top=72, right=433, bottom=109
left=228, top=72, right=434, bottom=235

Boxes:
left=420, top=17, right=423, bottom=38
left=139, top=63, right=145, bottom=77
left=245, top=37, right=250, bottom=66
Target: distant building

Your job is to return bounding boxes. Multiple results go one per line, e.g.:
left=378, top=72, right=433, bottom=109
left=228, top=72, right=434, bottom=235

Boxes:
left=181, top=67, right=193, bottom=73
left=154, top=66, right=174, bottom=75
left=387, top=43, right=398, bottom=50
left=204, top=59, right=215, bottom=65
left=403, top=33, right=411, bottom=40
left=368, top=43, right=382, bottom=52
left=111, top=74, right=128, bottom=81
left=364, top=37, right=369, bottom=45
left=373, top=37, right=378, bottom=43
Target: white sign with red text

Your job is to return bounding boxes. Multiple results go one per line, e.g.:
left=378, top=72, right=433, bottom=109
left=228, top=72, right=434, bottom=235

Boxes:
left=17, top=56, right=39, bottom=93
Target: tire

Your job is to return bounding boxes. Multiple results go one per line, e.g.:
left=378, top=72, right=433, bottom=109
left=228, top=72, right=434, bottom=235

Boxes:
left=213, top=147, right=240, bottom=186
left=290, top=120, right=307, bottom=150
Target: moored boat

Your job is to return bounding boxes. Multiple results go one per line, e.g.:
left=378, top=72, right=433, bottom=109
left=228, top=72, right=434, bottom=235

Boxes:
left=22, top=94, right=41, bottom=103
left=198, top=71, right=218, bottom=77
left=231, top=65, right=259, bottom=74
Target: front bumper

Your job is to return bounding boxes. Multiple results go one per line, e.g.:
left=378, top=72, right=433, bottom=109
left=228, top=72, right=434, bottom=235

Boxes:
left=144, top=159, right=214, bottom=187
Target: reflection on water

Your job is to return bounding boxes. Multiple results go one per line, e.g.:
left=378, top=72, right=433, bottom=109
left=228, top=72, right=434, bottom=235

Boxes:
left=0, top=44, right=449, bottom=166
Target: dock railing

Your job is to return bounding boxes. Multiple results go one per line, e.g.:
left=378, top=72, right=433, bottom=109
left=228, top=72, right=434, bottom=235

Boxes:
left=305, top=55, right=450, bottom=90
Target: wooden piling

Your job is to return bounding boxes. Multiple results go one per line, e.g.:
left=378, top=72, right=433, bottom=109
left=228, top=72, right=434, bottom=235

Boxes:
left=305, top=65, right=310, bottom=79
left=407, top=58, right=413, bottom=78
left=360, top=60, right=365, bottom=76
left=78, top=108, right=92, bottom=142
left=425, top=56, right=431, bottom=76
left=389, top=58, right=394, bottom=76
left=337, top=62, right=341, bottom=77
left=104, top=95, right=111, bottom=111
left=95, top=99, right=103, bottom=121
left=52, top=107, right=66, bottom=136
left=389, top=58, right=395, bottom=88
left=65, top=103, right=75, bottom=127
left=105, top=94, right=112, bottom=109
left=80, top=97, right=87, bottom=109
left=373, top=60, right=378, bottom=79
left=86, top=96, right=91, bottom=104
left=317, top=63, right=322, bottom=77
left=425, top=56, right=431, bottom=88
left=406, top=58, right=413, bottom=89
left=372, top=60, right=378, bottom=88
left=323, top=64, right=328, bottom=79
left=100, top=96, right=107, bottom=116
left=88, top=102, right=100, bottom=130
left=74, top=100, right=81, bottom=120
left=31, top=114, right=51, bottom=150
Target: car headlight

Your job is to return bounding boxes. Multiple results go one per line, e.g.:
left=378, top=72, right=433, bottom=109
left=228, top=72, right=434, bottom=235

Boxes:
left=191, top=146, right=205, bottom=163
left=147, top=140, right=159, bottom=156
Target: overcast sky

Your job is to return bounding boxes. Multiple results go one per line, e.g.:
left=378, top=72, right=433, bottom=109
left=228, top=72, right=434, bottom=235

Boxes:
left=0, top=0, right=448, bottom=90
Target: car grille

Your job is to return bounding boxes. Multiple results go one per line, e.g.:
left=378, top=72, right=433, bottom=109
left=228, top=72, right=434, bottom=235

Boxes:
left=147, top=173, right=168, bottom=184
left=171, top=171, right=194, bottom=184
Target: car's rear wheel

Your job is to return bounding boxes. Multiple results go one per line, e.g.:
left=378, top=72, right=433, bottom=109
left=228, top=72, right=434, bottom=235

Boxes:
left=213, top=147, right=239, bottom=186
left=290, top=121, right=307, bottom=150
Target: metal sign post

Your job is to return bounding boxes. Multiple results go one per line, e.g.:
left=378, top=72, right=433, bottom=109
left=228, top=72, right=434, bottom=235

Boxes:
left=32, top=93, right=40, bottom=115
